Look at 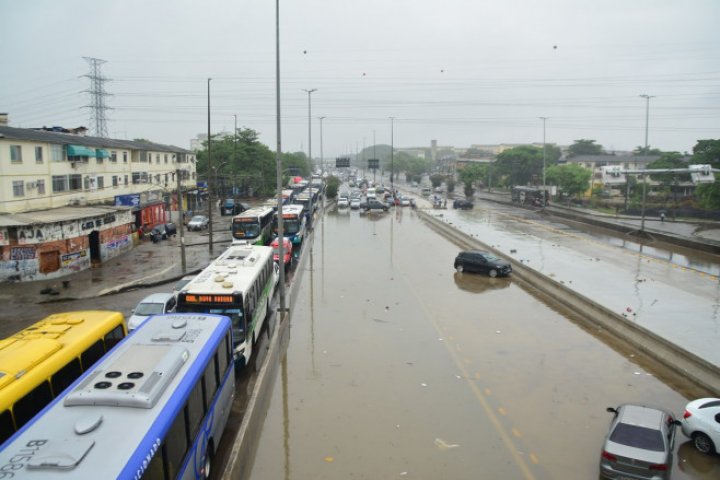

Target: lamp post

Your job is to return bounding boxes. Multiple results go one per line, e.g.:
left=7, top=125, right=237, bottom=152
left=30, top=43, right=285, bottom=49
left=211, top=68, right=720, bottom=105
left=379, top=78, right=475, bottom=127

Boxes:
left=303, top=88, right=317, bottom=229
left=639, top=94, right=654, bottom=233
left=275, top=0, right=286, bottom=314
left=390, top=117, right=395, bottom=195
left=539, top=116, right=548, bottom=205
left=207, top=77, right=214, bottom=253
left=319, top=116, right=325, bottom=177
left=176, top=168, right=187, bottom=272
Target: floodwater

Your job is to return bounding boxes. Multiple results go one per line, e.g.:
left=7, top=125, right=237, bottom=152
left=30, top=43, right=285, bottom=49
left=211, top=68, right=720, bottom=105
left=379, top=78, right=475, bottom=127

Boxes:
left=247, top=206, right=719, bottom=480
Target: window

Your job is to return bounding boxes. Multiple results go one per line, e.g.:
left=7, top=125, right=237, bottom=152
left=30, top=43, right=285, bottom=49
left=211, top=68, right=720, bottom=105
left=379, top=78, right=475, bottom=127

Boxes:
left=51, top=144, right=64, bottom=162
left=14, top=381, right=52, bottom=429
left=80, top=340, right=106, bottom=369
left=203, top=360, right=218, bottom=409
left=155, top=174, right=161, bottom=184
left=110, top=151, right=117, bottom=163
left=51, top=358, right=83, bottom=395
left=124, top=175, right=129, bottom=185
left=155, top=154, right=160, bottom=164
left=69, top=174, right=82, bottom=191
left=187, top=382, right=205, bottom=440
left=52, top=175, right=68, bottom=192
left=164, top=410, right=189, bottom=478
left=37, top=179, right=45, bottom=195
left=164, top=154, right=168, bottom=164
left=35, top=146, right=43, bottom=164
left=132, top=172, right=142, bottom=184
left=12, top=181, right=24, bottom=197
left=97, top=176, right=104, bottom=189
left=103, top=325, right=125, bottom=350
left=112, top=176, right=118, bottom=187
left=0, top=410, right=15, bottom=445
left=10, top=145, right=22, bottom=163
left=123, top=151, right=128, bottom=163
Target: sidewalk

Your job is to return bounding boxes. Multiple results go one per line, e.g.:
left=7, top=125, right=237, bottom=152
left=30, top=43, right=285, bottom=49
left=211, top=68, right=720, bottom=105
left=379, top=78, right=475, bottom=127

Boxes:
left=0, top=232, right=231, bottom=308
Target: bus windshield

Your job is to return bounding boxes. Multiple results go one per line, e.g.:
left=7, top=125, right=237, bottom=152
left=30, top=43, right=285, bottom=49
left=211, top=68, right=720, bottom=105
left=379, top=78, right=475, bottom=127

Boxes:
left=233, top=220, right=260, bottom=239
left=284, top=219, right=301, bottom=234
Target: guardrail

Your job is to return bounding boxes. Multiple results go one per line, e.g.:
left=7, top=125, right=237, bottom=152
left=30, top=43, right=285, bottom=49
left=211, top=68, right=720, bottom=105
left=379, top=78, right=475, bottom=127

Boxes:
left=418, top=209, right=720, bottom=397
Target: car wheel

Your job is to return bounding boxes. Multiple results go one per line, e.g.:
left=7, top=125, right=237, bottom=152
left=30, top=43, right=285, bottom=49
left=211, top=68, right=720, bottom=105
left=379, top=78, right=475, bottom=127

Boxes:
left=203, top=442, right=214, bottom=479
left=488, top=269, right=498, bottom=278
left=455, top=264, right=464, bottom=273
left=693, top=432, right=716, bottom=454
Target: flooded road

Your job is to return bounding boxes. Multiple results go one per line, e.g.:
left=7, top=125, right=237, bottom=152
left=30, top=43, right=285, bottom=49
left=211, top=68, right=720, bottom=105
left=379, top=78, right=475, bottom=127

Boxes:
left=247, top=206, right=719, bottom=480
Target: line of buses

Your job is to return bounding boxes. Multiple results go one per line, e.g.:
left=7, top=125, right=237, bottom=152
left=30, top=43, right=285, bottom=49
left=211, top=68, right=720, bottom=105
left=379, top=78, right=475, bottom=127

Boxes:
left=0, top=243, right=282, bottom=478
left=0, top=180, right=324, bottom=476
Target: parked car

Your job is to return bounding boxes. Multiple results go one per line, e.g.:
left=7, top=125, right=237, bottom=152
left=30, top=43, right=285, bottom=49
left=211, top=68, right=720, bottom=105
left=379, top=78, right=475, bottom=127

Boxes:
left=149, top=223, right=177, bottom=242
left=127, top=292, right=177, bottom=330
left=187, top=215, right=209, bottom=231
left=680, top=397, right=720, bottom=455
left=350, top=197, right=362, bottom=210
left=337, top=196, right=350, bottom=209
left=600, top=404, right=680, bottom=480
left=453, top=250, right=512, bottom=277
left=271, top=237, right=293, bottom=272
left=361, top=199, right=389, bottom=212
left=399, top=196, right=411, bottom=207
left=453, top=198, right=474, bottom=210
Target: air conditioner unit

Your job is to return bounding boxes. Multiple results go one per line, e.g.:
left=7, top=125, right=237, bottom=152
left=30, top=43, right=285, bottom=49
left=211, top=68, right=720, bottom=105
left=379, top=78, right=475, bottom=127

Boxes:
left=26, top=181, right=37, bottom=189
left=689, top=164, right=715, bottom=184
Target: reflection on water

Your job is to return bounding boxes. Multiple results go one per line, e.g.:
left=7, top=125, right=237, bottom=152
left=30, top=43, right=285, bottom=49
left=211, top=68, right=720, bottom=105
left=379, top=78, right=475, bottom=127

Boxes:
left=453, top=272, right=511, bottom=294
left=677, top=441, right=720, bottom=479
left=597, top=234, right=719, bottom=276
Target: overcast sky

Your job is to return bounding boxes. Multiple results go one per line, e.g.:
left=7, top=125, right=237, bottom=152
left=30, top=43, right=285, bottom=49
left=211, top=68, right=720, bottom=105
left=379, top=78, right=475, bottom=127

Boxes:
left=2, top=0, right=719, bottom=158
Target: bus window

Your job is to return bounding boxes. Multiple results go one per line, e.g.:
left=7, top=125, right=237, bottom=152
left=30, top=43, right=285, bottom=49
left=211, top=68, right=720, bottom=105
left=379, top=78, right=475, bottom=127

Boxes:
left=203, top=360, right=218, bottom=409
left=104, top=325, right=125, bottom=349
left=14, top=381, right=53, bottom=428
left=81, top=339, right=106, bottom=369
left=187, top=383, right=205, bottom=439
left=51, top=358, right=83, bottom=395
left=165, top=411, right=189, bottom=478
left=0, top=411, right=14, bottom=443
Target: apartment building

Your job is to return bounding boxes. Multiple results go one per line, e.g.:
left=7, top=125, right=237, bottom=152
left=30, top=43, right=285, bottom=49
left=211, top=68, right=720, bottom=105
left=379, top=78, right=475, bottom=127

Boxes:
left=0, top=124, right=197, bottom=282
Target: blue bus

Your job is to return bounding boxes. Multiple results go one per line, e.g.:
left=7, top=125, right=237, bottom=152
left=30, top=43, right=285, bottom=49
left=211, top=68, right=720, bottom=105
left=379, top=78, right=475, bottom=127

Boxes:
left=0, top=313, right=235, bottom=479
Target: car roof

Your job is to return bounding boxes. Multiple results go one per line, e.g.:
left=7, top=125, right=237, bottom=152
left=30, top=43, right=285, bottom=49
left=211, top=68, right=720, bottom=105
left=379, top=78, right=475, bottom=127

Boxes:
left=138, top=292, right=175, bottom=303
left=617, top=404, right=669, bottom=428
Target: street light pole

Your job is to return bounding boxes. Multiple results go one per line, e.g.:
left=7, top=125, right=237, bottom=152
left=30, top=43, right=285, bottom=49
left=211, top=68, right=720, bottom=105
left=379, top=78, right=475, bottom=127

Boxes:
left=540, top=116, right=548, bottom=204
left=207, top=77, right=214, bottom=253
left=176, top=168, right=187, bottom=272
left=303, top=88, right=316, bottom=229
left=275, top=0, right=286, bottom=315
left=319, top=116, right=325, bottom=177
left=639, top=94, right=655, bottom=233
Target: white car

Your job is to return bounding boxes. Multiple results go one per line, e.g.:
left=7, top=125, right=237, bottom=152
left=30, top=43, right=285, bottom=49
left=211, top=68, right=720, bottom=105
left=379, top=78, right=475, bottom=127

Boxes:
left=350, top=197, right=361, bottom=210
left=337, top=196, right=349, bottom=208
left=681, top=397, right=720, bottom=454
left=128, top=292, right=177, bottom=331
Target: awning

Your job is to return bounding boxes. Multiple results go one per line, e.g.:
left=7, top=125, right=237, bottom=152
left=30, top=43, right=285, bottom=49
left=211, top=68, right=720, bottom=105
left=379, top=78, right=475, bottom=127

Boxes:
left=66, top=145, right=96, bottom=157
left=95, top=149, right=110, bottom=158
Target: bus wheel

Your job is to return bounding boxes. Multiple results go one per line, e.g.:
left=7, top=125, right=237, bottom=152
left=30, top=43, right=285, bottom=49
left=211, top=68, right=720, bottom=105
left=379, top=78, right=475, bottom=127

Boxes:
left=203, top=443, right=214, bottom=479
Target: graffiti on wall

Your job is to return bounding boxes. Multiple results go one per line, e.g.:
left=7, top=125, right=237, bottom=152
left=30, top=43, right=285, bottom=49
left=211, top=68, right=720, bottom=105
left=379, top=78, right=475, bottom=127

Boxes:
left=106, top=235, right=131, bottom=251
left=10, top=246, right=36, bottom=260
left=61, top=250, right=90, bottom=272
left=17, top=223, right=65, bottom=244
left=0, top=259, right=39, bottom=282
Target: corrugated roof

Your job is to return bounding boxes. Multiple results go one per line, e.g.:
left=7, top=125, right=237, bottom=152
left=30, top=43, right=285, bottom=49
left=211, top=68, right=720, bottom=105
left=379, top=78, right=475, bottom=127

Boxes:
left=0, top=205, right=132, bottom=227
left=0, top=125, right=191, bottom=154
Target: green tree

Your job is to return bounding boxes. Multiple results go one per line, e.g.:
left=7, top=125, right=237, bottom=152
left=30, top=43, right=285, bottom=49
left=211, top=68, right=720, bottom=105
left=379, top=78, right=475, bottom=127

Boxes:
left=567, top=139, right=604, bottom=157
left=633, top=146, right=663, bottom=156
left=457, top=164, right=485, bottom=197
left=325, top=175, right=340, bottom=199
left=545, top=164, right=592, bottom=199
left=429, top=173, right=446, bottom=188
left=691, top=139, right=720, bottom=209
left=494, top=146, right=544, bottom=186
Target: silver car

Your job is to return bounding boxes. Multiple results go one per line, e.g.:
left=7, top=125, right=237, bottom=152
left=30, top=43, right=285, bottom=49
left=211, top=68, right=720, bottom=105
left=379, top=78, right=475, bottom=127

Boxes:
left=600, top=404, right=680, bottom=480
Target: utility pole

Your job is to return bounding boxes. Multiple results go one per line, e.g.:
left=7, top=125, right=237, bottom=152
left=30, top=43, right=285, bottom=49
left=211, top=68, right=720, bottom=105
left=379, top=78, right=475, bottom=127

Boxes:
left=540, top=117, right=548, bottom=205
left=319, top=116, right=326, bottom=177
left=275, top=0, right=286, bottom=315
left=303, top=88, right=317, bottom=229
left=207, top=78, right=214, bottom=253
left=83, top=57, right=112, bottom=138
left=639, top=94, right=654, bottom=233
left=390, top=117, right=395, bottom=194
left=176, top=168, right=187, bottom=272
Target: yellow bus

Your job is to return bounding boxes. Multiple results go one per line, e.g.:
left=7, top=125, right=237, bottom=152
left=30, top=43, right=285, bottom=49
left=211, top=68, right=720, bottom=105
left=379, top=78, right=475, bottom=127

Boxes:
left=0, top=310, right=127, bottom=444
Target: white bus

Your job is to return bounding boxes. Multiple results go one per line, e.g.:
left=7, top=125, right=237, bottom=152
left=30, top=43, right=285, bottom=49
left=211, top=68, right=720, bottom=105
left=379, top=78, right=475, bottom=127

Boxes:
left=230, top=206, right=274, bottom=246
left=274, top=204, right=306, bottom=247
left=0, top=313, right=235, bottom=479
left=175, top=244, right=278, bottom=367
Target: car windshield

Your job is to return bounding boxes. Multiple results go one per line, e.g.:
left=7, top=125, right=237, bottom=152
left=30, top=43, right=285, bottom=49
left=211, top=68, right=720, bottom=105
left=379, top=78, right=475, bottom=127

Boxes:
left=190, top=216, right=204, bottom=223
left=135, top=302, right=166, bottom=316
left=609, top=423, right=665, bottom=452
